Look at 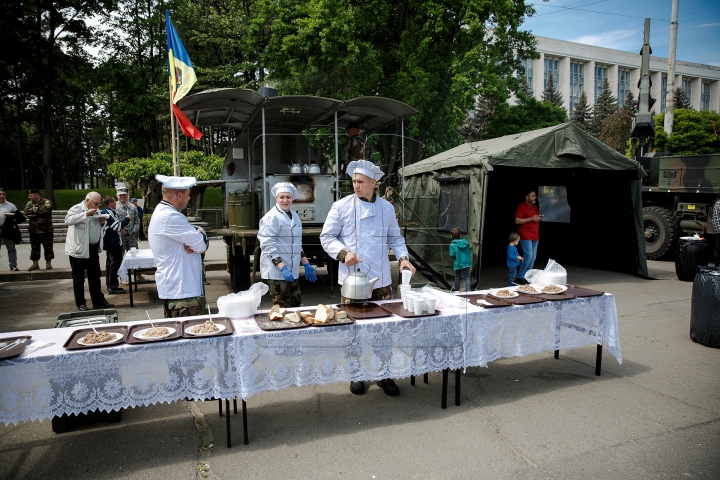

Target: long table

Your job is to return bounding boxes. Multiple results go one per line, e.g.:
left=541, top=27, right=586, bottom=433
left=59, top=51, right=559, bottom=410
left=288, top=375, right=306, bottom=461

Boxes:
left=0, top=293, right=621, bottom=445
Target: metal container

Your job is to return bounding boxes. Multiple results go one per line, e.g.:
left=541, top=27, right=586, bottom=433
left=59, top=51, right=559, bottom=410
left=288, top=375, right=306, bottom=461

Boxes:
left=228, top=192, right=258, bottom=230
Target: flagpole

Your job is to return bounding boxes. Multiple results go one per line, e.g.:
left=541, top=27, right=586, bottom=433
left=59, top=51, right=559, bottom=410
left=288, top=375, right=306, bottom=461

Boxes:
left=169, top=79, right=179, bottom=176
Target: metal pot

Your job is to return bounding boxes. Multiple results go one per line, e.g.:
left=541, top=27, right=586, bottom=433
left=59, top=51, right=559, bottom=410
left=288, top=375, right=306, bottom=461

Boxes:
left=289, top=161, right=302, bottom=174
left=341, top=269, right=380, bottom=301
left=307, top=161, right=321, bottom=174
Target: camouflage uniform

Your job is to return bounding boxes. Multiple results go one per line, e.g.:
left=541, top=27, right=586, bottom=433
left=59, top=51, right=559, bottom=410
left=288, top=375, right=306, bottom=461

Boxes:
left=115, top=201, right=139, bottom=252
left=23, top=198, right=54, bottom=261
left=341, top=285, right=392, bottom=304
left=268, top=279, right=302, bottom=307
left=163, top=296, right=206, bottom=318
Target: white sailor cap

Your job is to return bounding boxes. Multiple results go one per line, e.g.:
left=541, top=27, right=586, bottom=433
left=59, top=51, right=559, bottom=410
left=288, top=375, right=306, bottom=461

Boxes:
left=347, top=159, right=384, bottom=181
left=116, top=186, right=128, bottom=195
left=271, top=182, right=299, bottom=200
left=155, top=174, right=197, bottom=189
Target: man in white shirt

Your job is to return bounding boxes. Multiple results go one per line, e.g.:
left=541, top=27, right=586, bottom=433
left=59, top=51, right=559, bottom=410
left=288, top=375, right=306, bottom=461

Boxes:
left=0, top=188, right=21, bottom=271
left=148, top=175, right=209, bottom=317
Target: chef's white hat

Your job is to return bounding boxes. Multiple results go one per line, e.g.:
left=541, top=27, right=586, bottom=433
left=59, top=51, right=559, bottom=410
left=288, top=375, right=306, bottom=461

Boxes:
left=271, top=182, right=299, bottom=200
left=155, top=175, right=197, bottom=189
left=347, top=159, right=384, bottom=181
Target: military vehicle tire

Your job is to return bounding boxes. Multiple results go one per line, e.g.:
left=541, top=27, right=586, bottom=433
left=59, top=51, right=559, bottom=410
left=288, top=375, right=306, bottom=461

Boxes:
left=643, top=206, right=676, bottom=259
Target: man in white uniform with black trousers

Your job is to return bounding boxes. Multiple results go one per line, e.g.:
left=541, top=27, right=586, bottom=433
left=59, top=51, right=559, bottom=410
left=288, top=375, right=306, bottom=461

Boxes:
left=149, top=175, right=209, bottom=318
left=321, top=159, right=416, bottom=397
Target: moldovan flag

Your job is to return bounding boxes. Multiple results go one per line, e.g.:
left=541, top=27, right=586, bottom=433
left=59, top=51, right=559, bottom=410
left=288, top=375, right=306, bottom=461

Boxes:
left=166, top=11, right=202, bottom=140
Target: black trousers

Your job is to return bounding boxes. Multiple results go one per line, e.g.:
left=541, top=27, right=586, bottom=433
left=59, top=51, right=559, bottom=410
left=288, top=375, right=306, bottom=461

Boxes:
left=105, top=248, right=123, bottom=288
left=69, top=245, right=106, bottom=307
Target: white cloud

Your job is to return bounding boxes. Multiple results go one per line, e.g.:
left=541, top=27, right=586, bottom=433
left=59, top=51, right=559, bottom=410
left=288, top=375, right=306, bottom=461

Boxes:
left=696, top=23, right=720, bottom=28
left=571, top=29, right=639, bottom=50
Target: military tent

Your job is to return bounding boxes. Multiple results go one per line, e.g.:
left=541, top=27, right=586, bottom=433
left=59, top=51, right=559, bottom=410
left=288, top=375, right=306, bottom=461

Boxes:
left=399, top=123, right=648, bottom=287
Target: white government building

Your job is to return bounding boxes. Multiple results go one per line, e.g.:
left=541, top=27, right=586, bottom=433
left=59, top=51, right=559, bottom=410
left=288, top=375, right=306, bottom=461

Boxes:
left=517, top=35, right=720, bottom=115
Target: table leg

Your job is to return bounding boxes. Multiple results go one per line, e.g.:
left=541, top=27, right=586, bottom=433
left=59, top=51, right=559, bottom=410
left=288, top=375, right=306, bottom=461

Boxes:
left=595, top=344, right=603, bottom=376
left=554, top=350, right=559, bottom=359
left=424, top=372, right=429, bottom=384
left=455, top=369, right=461, bottom=406
left=129, top=269, right=134, bottom=307
left=441, top=369, right=448, bottom=409
left=242, top=399, right=249, bottom=445
left=225, top=399, right=231, bottom=448
left=218, top=398, right=222, bottom=417
left=410, top=375, right=415, bottom=386
left=234, top=398, right=237, bottom=414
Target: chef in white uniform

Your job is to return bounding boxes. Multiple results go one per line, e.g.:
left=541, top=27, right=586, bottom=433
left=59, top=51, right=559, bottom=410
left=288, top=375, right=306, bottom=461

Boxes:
left=320, top=160, right=416, bottom=397
left=148, top=174, right=209, bottom=318
left=258, top=182, right=318, bottom=307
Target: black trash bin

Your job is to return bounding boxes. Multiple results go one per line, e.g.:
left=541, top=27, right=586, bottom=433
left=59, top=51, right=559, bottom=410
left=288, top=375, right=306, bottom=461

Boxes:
left=690, top=267, right=720, bottom=348
left=675, top=236, right=709, bottom=282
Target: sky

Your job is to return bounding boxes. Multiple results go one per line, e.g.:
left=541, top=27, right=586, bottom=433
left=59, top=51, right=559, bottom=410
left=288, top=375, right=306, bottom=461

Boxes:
left=522, top=0, right=720, bottom=66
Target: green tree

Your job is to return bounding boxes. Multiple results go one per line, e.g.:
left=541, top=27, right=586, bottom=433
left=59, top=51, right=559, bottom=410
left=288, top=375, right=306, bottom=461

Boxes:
left=654, top=109, right=720, bottom=155
left=541, top=73, right=563, bottom=108
left=459, top=94, right=499, bottom=143
left=599, top=91, right=638, bottom=154
left=571, top=91, right=591, bottom=132
left=589, top=77, right=618, bottom=138
left=673, top=87, right=692, bottom=110
left=484, top=95, right=566, bottom=139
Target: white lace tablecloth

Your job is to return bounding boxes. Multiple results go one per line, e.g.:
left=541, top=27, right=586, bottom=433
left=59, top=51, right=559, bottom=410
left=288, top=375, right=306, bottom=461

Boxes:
left=117, top=249, right=156, bottom=282
left=0, top=295, right=620, bottom=425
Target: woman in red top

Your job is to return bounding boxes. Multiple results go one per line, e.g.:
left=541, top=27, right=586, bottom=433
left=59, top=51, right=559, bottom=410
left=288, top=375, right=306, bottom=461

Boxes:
left=514, top=190, right=542, bottom=285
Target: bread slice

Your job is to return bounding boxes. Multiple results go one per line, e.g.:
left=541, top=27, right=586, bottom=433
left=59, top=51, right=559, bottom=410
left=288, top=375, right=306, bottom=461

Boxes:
left=299, top=311, right=313, bottom=319
left=335, top=310, right=347, bottom=320
left=285, top=312, right=301, bottom=323
left=315, top=304, right=334, bottom=323
left=268, top=304, right=286, bottom=321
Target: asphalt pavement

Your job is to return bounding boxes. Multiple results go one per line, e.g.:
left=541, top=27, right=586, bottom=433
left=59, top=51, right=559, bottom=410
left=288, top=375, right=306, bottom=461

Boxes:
left=1, top=242, right=719, bottom=479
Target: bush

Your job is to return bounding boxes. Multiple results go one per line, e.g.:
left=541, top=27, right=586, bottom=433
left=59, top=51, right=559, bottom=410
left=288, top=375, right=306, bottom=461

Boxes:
left=7, top=189, right=143, bottom=210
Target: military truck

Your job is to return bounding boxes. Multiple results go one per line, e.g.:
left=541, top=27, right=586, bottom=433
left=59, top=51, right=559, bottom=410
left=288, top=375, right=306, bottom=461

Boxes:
left=638, top=153, right=719, bottom=259
left=178, top=88, right=418, bottom=291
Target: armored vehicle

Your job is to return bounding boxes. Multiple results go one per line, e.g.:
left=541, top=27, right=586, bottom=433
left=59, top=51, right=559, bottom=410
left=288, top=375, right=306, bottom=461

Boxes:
left=638, top=153, right=719, bottom=259
left=178, top=88, right=418, bottom=291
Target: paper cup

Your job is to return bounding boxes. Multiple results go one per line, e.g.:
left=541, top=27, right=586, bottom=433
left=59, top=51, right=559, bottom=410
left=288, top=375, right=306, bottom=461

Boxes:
left=413, top=298, right=425, bottom=315
left=425, top=296, right=437, bottom=314
left=401, top=269, right=412, bottom=285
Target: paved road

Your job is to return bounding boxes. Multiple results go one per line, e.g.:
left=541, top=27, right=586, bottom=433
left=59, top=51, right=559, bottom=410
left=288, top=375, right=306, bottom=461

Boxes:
left=1, top=255, right=719, bottom=479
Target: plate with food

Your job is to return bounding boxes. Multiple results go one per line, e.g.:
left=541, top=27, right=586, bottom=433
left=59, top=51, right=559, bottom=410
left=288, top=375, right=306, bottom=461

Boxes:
left=133, top=326, right=176, bottom=340
left=515, top=284, right=543, bottom=295
left=488, top=288, right=519, bottom=299
left=77, top=331, right=124, bottom=346
left=184, top=320, right=226, bottom=336
left=538, top=284, right=568, bottom=294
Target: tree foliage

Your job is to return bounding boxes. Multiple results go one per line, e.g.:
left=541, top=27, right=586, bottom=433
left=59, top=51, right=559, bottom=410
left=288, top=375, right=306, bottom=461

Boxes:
left=589, top=77, right=618, bottom=137
left=599, top=91, right=637, bottom=154
left=541, top=73, right=563, bottom=108
left=484, top=95, right=566, bottom=139
left=673, top=87, right=692, bottom=110
left=571, top=91, right=591, bottom=132
left=654, top=109, right=720, bottom=155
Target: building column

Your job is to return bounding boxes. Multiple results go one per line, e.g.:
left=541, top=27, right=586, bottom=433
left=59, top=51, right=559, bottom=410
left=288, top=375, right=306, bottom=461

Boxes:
left=533, top=54, right=544, bottom=101
left=690, top=77, right=702, bottom=110
left=650, top=71, right=663, bottom=114
left=608, top=64, right=619, bottom=100
left=710, top=80, right=720, bottom=113
left=558, top=57, right=571, bottom=110
left=586, top=60, right=596, bottom=106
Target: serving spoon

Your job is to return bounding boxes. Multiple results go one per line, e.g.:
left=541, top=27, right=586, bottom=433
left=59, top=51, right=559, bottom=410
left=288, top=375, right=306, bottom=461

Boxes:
left=146, top=311, right=156, bottom=329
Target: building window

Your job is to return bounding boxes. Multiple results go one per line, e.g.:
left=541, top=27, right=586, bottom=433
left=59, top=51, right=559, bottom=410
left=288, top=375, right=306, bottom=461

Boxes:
left=517, top=56, right=533, bottom=96
left=596, top=66, right=608, bottom=99
left=618, top=69, right=631, bottom=107
left=701, top=81, right=710, bottom=111
left=544, top=57, right=559, bottom=91
left=682, top=78, right=692, bottom=100
left=569, top=61, right=584, bottom=114
left=661, top=75, right=667, bottom=112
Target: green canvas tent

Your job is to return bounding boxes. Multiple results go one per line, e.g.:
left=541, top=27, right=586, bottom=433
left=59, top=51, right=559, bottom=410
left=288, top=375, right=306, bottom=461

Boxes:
left=399, top=123, right=648, bottom=286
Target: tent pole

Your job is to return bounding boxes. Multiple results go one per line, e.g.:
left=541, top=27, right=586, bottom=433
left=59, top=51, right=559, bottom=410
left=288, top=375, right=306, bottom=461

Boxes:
left=476, top=169, right=489, bottom=283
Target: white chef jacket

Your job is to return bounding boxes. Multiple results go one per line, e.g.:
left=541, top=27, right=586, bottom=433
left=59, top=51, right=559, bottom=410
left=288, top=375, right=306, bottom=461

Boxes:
left=320, top=194, right=408, bottom=288
left=148, top=201, right=208, bottom=299
left=258, top=205, right=304, bottom=280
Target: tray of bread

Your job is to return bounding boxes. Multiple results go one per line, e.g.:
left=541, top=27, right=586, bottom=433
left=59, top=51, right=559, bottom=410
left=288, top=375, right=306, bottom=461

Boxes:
left=256, top=305, right=354, bottom=331
left=64, top=325, right=129, bottom=350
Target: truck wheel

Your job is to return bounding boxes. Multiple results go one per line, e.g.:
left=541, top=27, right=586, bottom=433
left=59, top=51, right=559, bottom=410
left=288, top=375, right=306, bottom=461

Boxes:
left=643, top=206, right=676, bottom=260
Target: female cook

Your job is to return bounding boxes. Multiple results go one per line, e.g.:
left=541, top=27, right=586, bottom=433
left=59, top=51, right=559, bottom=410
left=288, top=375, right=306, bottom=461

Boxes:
left=258, top=182, right=318, bottom=307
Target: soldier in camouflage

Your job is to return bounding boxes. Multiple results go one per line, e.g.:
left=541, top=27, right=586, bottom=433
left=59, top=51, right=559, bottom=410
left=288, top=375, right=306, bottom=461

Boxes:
left=115, top=187, right=140, bottom=253
left=23, top=188, right=54, bottom=270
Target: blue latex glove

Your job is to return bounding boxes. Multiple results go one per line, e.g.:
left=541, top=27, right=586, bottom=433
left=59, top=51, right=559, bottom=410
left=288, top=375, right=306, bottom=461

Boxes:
left=280, top=265, right=295, bottom=282
left=304, top=263, right=318, bottom=282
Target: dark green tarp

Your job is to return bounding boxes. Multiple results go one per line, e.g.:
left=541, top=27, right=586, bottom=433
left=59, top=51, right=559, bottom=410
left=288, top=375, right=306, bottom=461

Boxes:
left=400, top=123, right=648, bottom=284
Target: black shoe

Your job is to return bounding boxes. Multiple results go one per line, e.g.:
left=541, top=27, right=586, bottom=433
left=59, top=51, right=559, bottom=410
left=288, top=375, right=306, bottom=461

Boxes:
left=93, top=300, right=115, bottom=309
left=376, top=379, right=400, bottom=396
left=10, top=267, right=19, bottom=272
left=350, top=381, right=365, bottom=395
left=78, top=305, right=88, bottom=311
left=107, top=288, right=126, bottom=295
left=514, top=278, right=528, bottom=285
